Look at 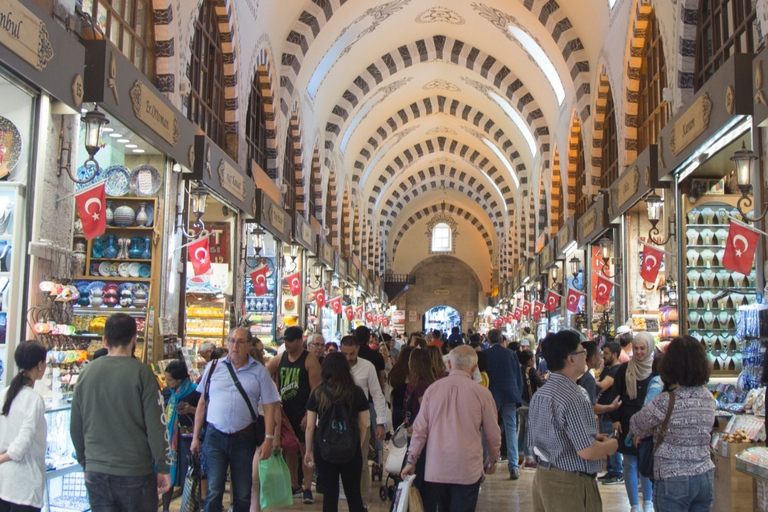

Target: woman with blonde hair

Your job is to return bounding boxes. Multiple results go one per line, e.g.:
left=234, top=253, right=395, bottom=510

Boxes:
left=425, top=344, right=446, bottom=378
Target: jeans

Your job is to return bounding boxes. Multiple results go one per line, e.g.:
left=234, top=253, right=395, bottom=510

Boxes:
left=599, top=417, right=622, bottom=475
left=653, top=470, right=714, bottom=512
left=622, top=454, right=653, bottom=506
left=315, top=445, right=365, bottom=512
left=203, top=426, right=258, bottom=512
left=84, top=472, right=157, bottom=512
left=424, top=478, right=482, bottom=512
left=500, top=404, right=519, bottom=471
left=0, top=499, right=40, bottom=512
left=517, top=406, right=531, bottom=458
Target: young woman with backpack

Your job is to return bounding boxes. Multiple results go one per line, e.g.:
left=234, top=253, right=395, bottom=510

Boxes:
left=304, top=352, right=369, bottom=512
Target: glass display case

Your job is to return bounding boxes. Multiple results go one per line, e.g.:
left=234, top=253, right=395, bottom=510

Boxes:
left=185, top=298, right=229, bottom=348
left=244, top=256, right=276, bottom=345
left=43, top=406, right=89, bottom=512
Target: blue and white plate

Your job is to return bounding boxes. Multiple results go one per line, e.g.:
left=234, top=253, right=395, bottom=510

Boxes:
left=129, top=165, right=162, bottom=197
left=87, top=281, right=106, bottom=292
left=143, top=204, right=154, bottom=227
left=103, top=165, right=131, bottom=197
left=75, top=163, right=106, bottom=190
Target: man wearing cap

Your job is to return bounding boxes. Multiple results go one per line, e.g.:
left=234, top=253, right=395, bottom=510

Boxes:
left=615, top=326, right=633, bottom=364
left=520, top=338, right=532, bottom=352
left=266, top=326, right=321, bottom=504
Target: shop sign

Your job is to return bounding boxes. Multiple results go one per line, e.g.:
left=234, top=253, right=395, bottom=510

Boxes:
left=579, top=208, right=598, bottom=241
left=466, top=311, right=475, bottom=321
left=540, top=242, right=553, bottom=270
left=268, top=205, right=285, bottom=232
left=317, top=238, right=334, bottom=268
left=0, top=0, right=52, bottom=71
left=615, top=166, right=640, bottom=209
left=129, top=81, right=179, bottom=146
left=294, top=215, right=316, bottom=252
left=338, top=257, right=348, bottom=278
left=205, top=222, right=229, bottom=265
left=669, top=93, right=712, bottom=156
left=409, top=311, right=418, bottom=322
left=350, top=263, right=360, bottom=284
left=556, top=222, right=571, bottom=256
left=527, top=258, right=538, bottom=278
left=218, top=159, right=246, bottom=202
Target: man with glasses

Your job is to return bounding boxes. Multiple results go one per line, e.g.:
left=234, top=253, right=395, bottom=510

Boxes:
left=267, top=326, right=321, bottom=504
left=308, top=333, right=326, bottom=364
left=529, top=330, right=619, bottom=512
left=191, top=327, right=279, bottom=512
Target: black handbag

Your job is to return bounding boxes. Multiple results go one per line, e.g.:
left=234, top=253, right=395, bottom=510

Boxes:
left=638, top=391, right=675, bottom=479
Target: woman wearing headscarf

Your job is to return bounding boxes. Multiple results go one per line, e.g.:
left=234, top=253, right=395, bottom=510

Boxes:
left=609, top=331, right=655, bottom=512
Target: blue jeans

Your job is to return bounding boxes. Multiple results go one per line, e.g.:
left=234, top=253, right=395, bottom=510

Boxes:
left=517, top=406, right=531, bottom=458
left=623, top=454, right=653, bottom=506
left=500, top=404, right=518, bottom=471
left=203, top=426, right=258, bottom=512
left=599, top=417, right=622, bottom=475
left=84, top=472, right=157, bottom=512
left=653, top=470, right=714, bottom=512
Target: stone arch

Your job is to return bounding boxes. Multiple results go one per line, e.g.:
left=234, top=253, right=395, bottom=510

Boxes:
left=408, top=255, right=485, bottom=297
left=590, top=68, right=617, bottom=194
left=551, top=147, right=563, bottom=232
left=352, top=201, right=361, bottom=257
left=325, top=166, right=338, bottom=247
left=281, top=109, right=303, bottom=214
left=624, top=1, right=657, bottom=165
left=309, top=144, right=322, bottom=222
left=245, top=47, right=279, bottom=178
left=537, top=167, right=548, bottom=238
left=676, top=0, right=699, bottom=106
left=341, top=188, right=350, bottom=256
left=567, top=114, right=585, bottom=217
left=151, top=0, right=177, bottom=92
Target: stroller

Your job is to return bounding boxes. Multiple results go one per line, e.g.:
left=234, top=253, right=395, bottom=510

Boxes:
left=379, top=423, right=408, bottom=505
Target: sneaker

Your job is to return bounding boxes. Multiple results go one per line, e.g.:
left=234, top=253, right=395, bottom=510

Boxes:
left=303, top=489, right=314, bottom=504
left=597, top=472, right=614, bottom=481
left=523, top=460, right=537, bottom=470
left=601, top=475, right=624, bottom=485
left=292, top=486, right=302, bottom=497
left=509, top=469, right=519, bottom=480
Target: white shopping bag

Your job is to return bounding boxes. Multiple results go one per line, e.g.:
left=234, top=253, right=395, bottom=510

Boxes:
left=385, top=424, right=409, bottom=475
left=393, top=474, right=416, bottom=512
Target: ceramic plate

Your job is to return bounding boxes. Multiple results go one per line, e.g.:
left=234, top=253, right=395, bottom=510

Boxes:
left=98, top=262, right=112, bottom=277
left=103, top=165, right=131, bottom=197
left=75, top=162, right=106, bottom=190
left=109, top=262, right=119, bottom=277
left=128, top=262, right=141, bottom=278
left=129, top=165, right=162, bottom=197
left=89, top=262, right=101, bottom=276
left=138, top=263, right=151, bottom=278
left=143, top=205, right=154, bottom=227
left=118, top=262, right=131, bottom=277
left=0, top=116, right=22, bottom=178
left=87, top=281, right=106, bottom=292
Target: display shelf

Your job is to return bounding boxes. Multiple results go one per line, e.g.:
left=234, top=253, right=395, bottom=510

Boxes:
left=103, top=226, right=154, bottom=231
left=89, top=258, right=152, bottom=262
left=76, top=276, right=151, bottom=282
left=72, top=307, right=147, bottom=316
left=687, top=223, right=731, bottom=228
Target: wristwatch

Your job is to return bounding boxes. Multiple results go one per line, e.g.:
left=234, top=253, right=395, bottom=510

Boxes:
left=265, top=434, right=275, bottom=440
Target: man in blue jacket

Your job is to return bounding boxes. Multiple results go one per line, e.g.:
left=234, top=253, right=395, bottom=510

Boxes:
left=485, top=328, right=524, bottom=480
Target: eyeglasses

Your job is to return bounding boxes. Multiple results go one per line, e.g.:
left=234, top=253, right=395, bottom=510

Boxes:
left=310, top=342, right=324, bottom=347
left=569, top=349, right=587, bottom=357
left=228, top=339, right=250, bottom=346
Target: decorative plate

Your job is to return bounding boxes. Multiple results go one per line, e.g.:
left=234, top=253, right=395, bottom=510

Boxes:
left=75, top=162, right=107, bottom=190
left=128, top=262, right=141, bottom=278
left=89, top=262, right=101, bottom=276
left=138, top=263, right=151, bottom=278
left=87, top=281, right=106, bottom=292
left=118, top=262, right=131, bottom=277
left=103, top=165, right=131, bottom=197
left=0, top=116, right=22, bottom=178
left=109, top=262, right=119, bottom=277
left=129, top=165, right=162, bottom=197
left=117, top=283, right=134, bottom=294
left=143, top=204, right=154, bottom=227
left=98, top=262, right=112, bottom=277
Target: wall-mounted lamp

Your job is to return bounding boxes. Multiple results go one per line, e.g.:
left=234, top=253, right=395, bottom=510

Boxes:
left=731, top=142, right=766, bottom=222
left=243, top=226, right=265, bottom=267
left=285, top=243, right=299, bottom=273
left=176, top=185, right=209, bottom=239
left=551, top=264, right=563, bottom=293
left=310, top=261, right=323, bottom=288
left=596, top=235, right=617, bottom=278
left=71, top=106, right=110, bottom=183
left=645, top=192, right=676, bottom=244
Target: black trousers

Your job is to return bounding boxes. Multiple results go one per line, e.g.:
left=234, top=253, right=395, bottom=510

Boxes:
left=314, top=446, right=365, bottom=512
left=423, top=478, right=482, bottom=512
left=0, top=498, right=40, bottom=512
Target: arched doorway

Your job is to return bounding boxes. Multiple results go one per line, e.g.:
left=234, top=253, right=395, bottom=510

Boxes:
left=423, top=306, right=462, bottom=335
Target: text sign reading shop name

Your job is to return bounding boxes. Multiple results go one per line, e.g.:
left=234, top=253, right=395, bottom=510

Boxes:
left=217, top=159, right=246, bottom=202
left=130, top=81, right=180, bottom=146
left=0, top=0, right=53, bottom=70
left=670, top=93, right=713, bottom=156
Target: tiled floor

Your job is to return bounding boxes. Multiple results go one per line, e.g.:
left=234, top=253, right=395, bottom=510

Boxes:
left=170, top=462, right=633, bottom=511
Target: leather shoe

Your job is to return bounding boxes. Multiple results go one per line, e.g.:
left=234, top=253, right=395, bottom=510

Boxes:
left=509, top=469, right=519, bottom=480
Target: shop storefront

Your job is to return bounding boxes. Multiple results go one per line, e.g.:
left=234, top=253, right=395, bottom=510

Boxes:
left=313, top=238, right=336, bottom=343
left=551, top=217, right=582, bottom=332
left=292, top=213, right=316, bottom=330
left=538, top=239, right=556, bottom=340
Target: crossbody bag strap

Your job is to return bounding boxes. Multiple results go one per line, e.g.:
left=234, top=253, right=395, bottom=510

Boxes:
left=203, top=358, right=219, bottom=424
left=224, top=361, right=259, bottom=422
left=653, top=390, right=676, bottom=454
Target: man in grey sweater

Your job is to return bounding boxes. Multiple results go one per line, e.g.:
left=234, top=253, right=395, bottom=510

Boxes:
left=70, top=313, right=171, bottom=512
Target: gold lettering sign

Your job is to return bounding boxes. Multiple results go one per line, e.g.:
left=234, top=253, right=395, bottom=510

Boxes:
left=557, top=225, right=570, bottom=251
left=322, top=243, right=333, bottom=264
left=301, top=222, right=313, bottom=246
left=268, top=204, right=286, bottom=233
left=541, top=245, right=552, bottom=268
left=338, top=258, right=348, bottom=275
left=129, top=81, right=180, bottom=145
left=669, top=93, right=713, bottom=156
left=580, top=208, right=598, bottom=239
left=0, top=0, right=52, bottom=70
left=616, top=166, right=640, bottom=208
left=217, top=160, right=246, bottom=202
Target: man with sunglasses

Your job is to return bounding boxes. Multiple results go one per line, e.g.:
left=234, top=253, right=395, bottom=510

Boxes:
left=529, top=330, right=619, bottom=512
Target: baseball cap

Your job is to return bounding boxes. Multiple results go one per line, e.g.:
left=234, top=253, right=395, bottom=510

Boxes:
left=281, top=326, right=303, bottom=342
left=615, top=325, right=632, bottom=336
left=520, top=339, right=530, bottom=347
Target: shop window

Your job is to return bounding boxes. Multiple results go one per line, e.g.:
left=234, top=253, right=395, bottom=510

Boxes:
left=188, top=0, right=226, bottom=149
left=83, top=0, right=155, bottom=79
left=245, top=82, right=268, bottom=177
left=695, top=0, right=757, bottom=91
left=599, top=88, right=619, bottom=190
left=637, top=11, right=669, bottom=152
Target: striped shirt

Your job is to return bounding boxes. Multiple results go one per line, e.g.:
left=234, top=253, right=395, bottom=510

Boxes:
left=528, top=373, right=602, bottom=475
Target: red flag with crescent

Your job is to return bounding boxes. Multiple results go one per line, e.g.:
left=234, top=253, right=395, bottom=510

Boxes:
left=329, top=296, right=342, bottom=315
left=513, top=308, right=522, bottom=321
left=545, top=290, right=562, bottom=312
left=522, top=301, right=531, bottom=317
left=250, top=265, right=269, bottom=296
left=723, top=221, right=760, bottom=275
left=314, top=289, right=326, bottom=308
left=493, top=318, right=502, bottom=328
left=594, top=274, right=613, bottom=306
left=376, top=315, right=384, bottom=324
left=566, top=287, right=584, bottom=313
left=640, top=244, right=664, bottom=283
left=75, top=183, right=107, bottom=240
left=188, top=236, right=212, bottom=276
left=533, top=301, right=543, bottom=320
left=345, top=305, right=354, bottom=321
left=382, top=317, right=390, bottom=327
left=286, top=272, right=301, bottom=296
left=365, top=310, right=374, bottom=323
left=355, top=306, right=363, bottom=319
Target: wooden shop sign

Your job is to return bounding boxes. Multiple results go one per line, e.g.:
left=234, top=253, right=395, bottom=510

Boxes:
left=669, top=93, right=712, bottom=156
left=129, top=81, right=180, bottom=146
left=0, top=0, right=52, bottom=71
left=218, top=159, right=246, bottom=202
left=616, top=166, right=640, bottom=209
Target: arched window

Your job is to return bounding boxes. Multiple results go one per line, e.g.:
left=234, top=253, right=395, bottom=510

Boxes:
left=637, top=10, right=669, bottom=152
left=83, top=0, right=155, bottom=79
left=188, top=0, right=226, bottom=148
left=246, top=80, right=268, bottom=177
left=695, top=0, right=757, bottom=91
left=431, top=223, right=452, bottom=252
left=599, top=87, right=619, bottom=189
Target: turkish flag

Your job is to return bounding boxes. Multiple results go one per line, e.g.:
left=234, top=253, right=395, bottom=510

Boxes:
left=188, top=236, right=212, bottom=276
left=522, top=301, right=531, bottom=317
left=545, top=290, right=561, bottom=312
left=594, top=274, right=614, bottom=306
left=376, top=315, right=384, bottom=324
left=286, top=272, right=301, bottom=296
left=641, top=244, right=664, bottom=283
left=250, top=265, right=269, bottom=296
left=723, top=221, right=761, bottom=274
left=493, top=319, right=502, bottom=328
left=345, top=305, right=354, bottom=321
left=365, top=310, right=374, bottom=323
left=566, top=287, right=584, bottom=313
left=355, top=306, right=363, bottom=319
left=329, top=296, right=342, bottom=315
left=314, top=289, right=326, bottom=308
left=513, top=308, right=522, bottom=321
left=75, top=183, right=107, bottom=240
left=533, top=301, right=543, bottom=320
left=382, top=318, right=390, bottom=327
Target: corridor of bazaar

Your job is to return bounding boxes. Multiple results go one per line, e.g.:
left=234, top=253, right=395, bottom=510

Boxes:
left=0, top=0, right=768, bottom=511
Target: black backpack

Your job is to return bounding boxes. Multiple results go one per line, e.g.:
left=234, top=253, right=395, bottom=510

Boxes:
left=316, top=385, right=358, bottom=464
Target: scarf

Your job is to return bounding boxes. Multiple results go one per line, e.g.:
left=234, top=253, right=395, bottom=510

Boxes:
left=625, top=331, right=655, bottom=400
left=165, top=378, right=197, bottom=483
